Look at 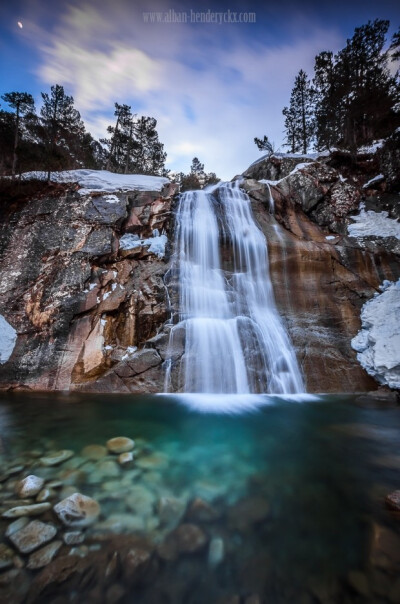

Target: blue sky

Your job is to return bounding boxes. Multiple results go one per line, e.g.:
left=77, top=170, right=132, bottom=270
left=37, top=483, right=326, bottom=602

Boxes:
left=0, top=0, right=399, bottom=179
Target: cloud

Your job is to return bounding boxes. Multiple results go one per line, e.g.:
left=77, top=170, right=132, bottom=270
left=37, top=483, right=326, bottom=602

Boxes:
left=32, top=0, right=343, bottom=178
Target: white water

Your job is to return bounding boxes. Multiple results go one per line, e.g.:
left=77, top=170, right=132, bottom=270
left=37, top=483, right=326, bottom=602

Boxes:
left=165, top=181, right=304, bottom=394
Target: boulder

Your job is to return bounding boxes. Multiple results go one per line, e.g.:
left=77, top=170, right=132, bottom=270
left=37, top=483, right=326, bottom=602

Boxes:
left=16, top=475, right=45, bottom=498
left=106, top=437, right=135, bottom=454
left=9, top=520, right=57, bottom=554
left=53, top=493, right=101, bottom=528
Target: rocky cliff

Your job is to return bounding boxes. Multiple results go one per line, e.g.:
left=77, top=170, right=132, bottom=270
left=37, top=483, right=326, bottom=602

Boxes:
left=0, top=151, right=399, bottom=394
left=0, top=176, right=177, bottom=393
left=242, top=150, right=400, bottom=392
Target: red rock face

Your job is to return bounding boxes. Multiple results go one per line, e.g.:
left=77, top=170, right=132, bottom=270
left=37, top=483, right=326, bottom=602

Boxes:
left=0, top=184, right=176, bottom=393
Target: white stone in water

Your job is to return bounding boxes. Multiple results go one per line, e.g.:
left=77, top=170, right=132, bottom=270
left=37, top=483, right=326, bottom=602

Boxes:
left=16, top=475, right=44, bottom=498
left=106, top=437, right=134, bottom=454
left=2, top=502, right=51, bottom=518
left=118, top=452, right=134, bottom=465
left=208, top=537, right=224, bottom=567
left=27, top=540, right=62, bottom=569
left=40, top=450, right=74, bottom=466
left=53, top=493, right=100, bottom=527
left=8, top=520, right=57, bottom=554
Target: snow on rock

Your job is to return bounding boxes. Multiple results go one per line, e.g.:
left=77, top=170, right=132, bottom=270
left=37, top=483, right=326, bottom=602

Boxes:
left=352, top=279, right=400, bottom=389
left=21, top=169, right=169, bottom=194
left=0, top=315, right=17, bottom=364
left=348, top=204, right=400, bottom=240
left=362, top=174, right=384, bottom=189
left=120, top=231, right=168, bottom=258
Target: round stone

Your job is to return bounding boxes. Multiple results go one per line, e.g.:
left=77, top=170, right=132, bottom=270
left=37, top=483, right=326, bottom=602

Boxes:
left=106, top=437, right=134, bottom=454
left=81, top=444, right=107, bottom=461
left=40, top=450, right=74, bottom=467
left=53, top=492, right=101, bottom=528
left=16, top=475, right=44, bottom=498
left=118, top=452, right=134, bottom=466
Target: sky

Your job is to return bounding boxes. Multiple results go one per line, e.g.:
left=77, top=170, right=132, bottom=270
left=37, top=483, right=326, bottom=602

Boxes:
left=0, top=0, right=399, bottom=179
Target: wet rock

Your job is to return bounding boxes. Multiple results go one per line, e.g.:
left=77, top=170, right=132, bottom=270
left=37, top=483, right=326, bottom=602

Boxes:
left=96, top=460, right=120, bottom=478
left=385, top=490, right=400, bottom=512
left=106, top=437, right=134, bottom=454
left=46, top=481, right=63, bottom=489
left=158, top=496, right=186, bottom=528
left=94, top=514, right=146, bottom=534
left=9, top=519, right=57, bottom=554
left=123, top=548, right=151, bottom=582
left=16, top=475, right=45, bottom=498
left=136, top=452, right=169, bottom=470
left=81, top=444, right=107, bottom=460
left=6, top=465, right=24, bottom=476
left=2, top=502, right=51, bottom=518
left=163, top=523, right=208, bottom=558
left=208, top=537, right=224, bottom=567
left=354, top=390, right=399, bottom=409
left=40, top=450, right=74, bottom=467
left=126, top=485, right=156, bottom=518
left=5, top=516, right=29, bottom=537
left=27, top=540, right=62, bottom=570
left=369, top=523, right=400, bottom=570
left=0, top=543, right=14, bottom=570
left=63, top=531, right=85, bottom=545
left=186, top=497, right=220, bottom=522
left=53, top=493, right=101, bottom=527
left=118, top=451, right=134, bottom=466
left=36, top=487, right=54, bottom=502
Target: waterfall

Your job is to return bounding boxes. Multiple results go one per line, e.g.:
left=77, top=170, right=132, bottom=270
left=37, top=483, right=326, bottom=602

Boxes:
left=164, top=180, right=304, bottom=394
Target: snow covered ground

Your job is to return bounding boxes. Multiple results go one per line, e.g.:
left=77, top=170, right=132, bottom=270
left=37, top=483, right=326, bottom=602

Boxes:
left=21, top=169, right=169, bottom=194
left=352, top=279, right=400, bottom=390
left=0, top=315, right=17, bottom=364
left=348, top=204, right=400, bottom=240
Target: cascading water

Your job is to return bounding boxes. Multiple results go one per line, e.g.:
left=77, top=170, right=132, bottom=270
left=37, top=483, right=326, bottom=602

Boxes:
left=164, top=180, right=304, bottom=394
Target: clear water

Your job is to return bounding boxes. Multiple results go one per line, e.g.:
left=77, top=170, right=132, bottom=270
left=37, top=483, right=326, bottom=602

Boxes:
left=1, top=393, right=400, bottom=603
left=164, top=181, right=304, bottom=394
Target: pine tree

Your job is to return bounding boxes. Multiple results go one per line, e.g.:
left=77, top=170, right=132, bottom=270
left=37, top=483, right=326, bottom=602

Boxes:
left=190, top=157, right=204, bottom=175
left=283, top=70, right=314, bottom=154
left=1, top=92, right=35, bottom=179
left=312, top=20, right=400, bottom=153
left=254, top=135, right=274, bottom=155
left=101, top=103, right=132, bottom=172
left=40, top=84, right=85, bottom=180
left=282, top=105, right=298, bottom=153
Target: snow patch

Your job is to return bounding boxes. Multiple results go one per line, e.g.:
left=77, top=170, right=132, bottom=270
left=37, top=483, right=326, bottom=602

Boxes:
left=363, top=174, right=384, bottom=189
left=119, top=233, right=168, bottom=258
left=348, top=205, right=400, bottom=240
left=121, top=345, right=138, bottom=361
left=352, top=279, right=400, bottom=389
left=0, top=315, right=17, bottom=364
left=325, top=236, right=336, bottom=241
left=102, top=194, right=120, bottom=204
left=21, top=169, right=169, bottom=194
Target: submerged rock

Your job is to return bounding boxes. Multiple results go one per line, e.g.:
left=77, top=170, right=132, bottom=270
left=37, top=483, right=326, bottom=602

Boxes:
left=40, top=450, right=74, bottom=467
left=0, top=544, right=14, bottom=570
left=81, top=444, right=107, bottom=460
left=27, top=540, right=62, bottom=569
left=106, top=437, right=134, bottom=454
left=53, top=493, right=101, bottom=527
left=2, top=502, right=51, bottom=518
left=385, top=490, right=400, bottom=512
left=8, top=519, right=57, bottom=554
left=16, top=475, right=45, bottom=498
